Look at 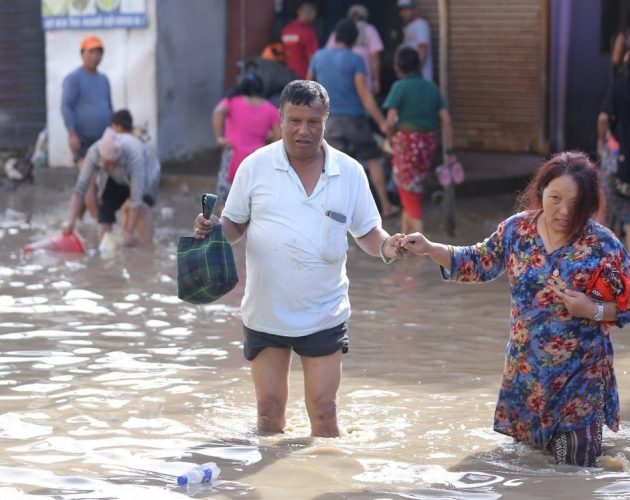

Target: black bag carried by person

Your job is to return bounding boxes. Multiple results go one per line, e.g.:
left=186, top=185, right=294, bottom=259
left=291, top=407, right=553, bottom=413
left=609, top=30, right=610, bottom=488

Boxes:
left=177, top=193, right=238, bottom=304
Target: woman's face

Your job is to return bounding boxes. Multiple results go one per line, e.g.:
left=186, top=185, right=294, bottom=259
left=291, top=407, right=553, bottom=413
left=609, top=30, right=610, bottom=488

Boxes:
left=541, top=174, right=579, bottom=236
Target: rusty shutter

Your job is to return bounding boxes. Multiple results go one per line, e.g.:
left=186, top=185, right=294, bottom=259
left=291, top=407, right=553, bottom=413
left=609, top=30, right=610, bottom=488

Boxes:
left=0, top=0, right=46, bottom=149
left=449, top=0, right=548, bottom=153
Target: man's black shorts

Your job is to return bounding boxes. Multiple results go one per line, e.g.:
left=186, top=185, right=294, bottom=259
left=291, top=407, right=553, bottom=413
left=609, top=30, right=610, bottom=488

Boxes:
left=72, top=137, right=98, bottom=163
left=98, top=177, right=154, bottom=224
left=243, top=322, right=348, bottom=361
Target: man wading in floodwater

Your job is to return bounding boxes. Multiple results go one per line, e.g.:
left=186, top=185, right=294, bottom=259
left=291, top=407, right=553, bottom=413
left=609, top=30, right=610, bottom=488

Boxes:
left=193, top=80, right=405, bottom=436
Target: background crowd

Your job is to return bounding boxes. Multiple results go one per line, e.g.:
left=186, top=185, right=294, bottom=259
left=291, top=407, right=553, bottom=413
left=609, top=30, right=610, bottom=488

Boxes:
left=60, top=0, right=458, bottom=247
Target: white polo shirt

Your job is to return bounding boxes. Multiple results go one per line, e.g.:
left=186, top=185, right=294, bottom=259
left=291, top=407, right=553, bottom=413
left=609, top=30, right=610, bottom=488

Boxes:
left=222, top=139, right=381, bottom=337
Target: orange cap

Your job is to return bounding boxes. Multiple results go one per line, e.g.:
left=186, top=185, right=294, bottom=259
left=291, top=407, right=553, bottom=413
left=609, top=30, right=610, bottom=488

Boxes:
left=80, top=36, right=104, bottom=51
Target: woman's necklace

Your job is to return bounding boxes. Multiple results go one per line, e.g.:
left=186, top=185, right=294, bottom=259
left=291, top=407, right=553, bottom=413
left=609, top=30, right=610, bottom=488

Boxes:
left=542, top=214, right=569, bottom=277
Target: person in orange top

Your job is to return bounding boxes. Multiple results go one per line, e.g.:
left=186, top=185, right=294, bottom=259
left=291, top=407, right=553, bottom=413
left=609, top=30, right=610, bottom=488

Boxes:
left=281, top=1, right=319, bottom=79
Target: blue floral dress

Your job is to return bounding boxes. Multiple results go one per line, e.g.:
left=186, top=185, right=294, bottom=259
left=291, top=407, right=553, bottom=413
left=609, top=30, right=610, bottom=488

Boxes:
left=444, top=210, right=630, bottom=448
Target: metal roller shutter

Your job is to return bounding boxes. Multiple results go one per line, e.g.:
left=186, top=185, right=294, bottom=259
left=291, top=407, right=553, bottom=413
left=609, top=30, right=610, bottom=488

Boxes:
left=0, top=0, right=46, bottom=150
left=449, top=0, right=548, bottom=153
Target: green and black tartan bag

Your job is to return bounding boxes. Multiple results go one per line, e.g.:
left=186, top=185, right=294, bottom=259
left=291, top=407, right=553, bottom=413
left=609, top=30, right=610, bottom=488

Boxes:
left=176, top=194, right=239, bottom=304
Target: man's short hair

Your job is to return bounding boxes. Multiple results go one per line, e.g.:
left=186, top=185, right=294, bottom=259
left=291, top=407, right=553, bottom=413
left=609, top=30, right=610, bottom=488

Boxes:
left=397, top=0, right=415, bottom=8
left=334, top=18, right=359, bottom=47
left=279, top=80, right=329, bottom=114
left=111, top=109, right=133, bottom=132
left=347, top=4, right=369, bottom=20
left=395, top=46, right=421, bottom=74
left=297, top=1, right=317, bottom=13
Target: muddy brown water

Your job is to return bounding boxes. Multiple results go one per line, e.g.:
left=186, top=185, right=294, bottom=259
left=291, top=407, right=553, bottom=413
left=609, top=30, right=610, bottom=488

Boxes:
left=2, top=174, right=630, bottom=499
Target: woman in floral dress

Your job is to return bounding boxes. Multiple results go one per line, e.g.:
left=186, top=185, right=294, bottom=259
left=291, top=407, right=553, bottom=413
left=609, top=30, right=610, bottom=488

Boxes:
left=400, top=151, right=630, bottom=466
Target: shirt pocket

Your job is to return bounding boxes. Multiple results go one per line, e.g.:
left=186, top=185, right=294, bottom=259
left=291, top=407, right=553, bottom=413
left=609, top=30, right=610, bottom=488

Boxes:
left=320, top=215, right=348, bottom=263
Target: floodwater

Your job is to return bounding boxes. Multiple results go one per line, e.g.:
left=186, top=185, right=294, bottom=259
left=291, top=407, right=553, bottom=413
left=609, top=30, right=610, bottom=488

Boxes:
left=2, top=173, right=630, bottom=499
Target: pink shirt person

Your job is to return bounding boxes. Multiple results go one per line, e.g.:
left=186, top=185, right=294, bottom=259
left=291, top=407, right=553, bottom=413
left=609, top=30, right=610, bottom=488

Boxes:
left=218, top=95, right=280, bottom=181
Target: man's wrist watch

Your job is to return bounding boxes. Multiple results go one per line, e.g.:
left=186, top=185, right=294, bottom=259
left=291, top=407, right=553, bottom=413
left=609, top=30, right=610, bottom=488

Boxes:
left=593, top=302, right=604, bottom=321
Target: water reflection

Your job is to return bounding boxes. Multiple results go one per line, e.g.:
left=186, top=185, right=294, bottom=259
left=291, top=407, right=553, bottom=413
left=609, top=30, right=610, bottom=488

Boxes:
left=1, top=178, right=630, bottom=498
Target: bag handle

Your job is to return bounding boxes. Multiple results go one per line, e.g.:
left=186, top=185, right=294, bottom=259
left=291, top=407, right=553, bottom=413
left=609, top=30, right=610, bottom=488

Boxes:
left=202, top=193, right=218, bottom=219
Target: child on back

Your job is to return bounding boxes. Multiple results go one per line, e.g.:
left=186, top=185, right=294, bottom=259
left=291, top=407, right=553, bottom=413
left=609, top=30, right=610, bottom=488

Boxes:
left=383, top=46, right=460, bottom=233
left=213, top=72, right=281, bottom=206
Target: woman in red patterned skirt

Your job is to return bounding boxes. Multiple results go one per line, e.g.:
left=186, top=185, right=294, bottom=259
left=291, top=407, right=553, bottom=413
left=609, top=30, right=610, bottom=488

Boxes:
left=383, top=46, right=458, bottom=233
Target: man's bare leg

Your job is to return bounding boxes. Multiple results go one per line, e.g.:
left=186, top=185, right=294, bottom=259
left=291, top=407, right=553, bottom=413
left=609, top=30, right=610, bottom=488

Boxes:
left=250, top=347, right=292, bottom=434
left=301, top=351, right=342, bottom=437
left=98, top=222, right=113, bottom=241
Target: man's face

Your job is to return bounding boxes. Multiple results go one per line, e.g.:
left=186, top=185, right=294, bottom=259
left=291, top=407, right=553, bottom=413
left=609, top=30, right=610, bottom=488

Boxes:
left=280, top=100, right=327, bottom=161
left=398, top=7, right=413, bottom=23
left=82, top=48, right=103, bottom=71
left=298, top=5, right=317, bottom=23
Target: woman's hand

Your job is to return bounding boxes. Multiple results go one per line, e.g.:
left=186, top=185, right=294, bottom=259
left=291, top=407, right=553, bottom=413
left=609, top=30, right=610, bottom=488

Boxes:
left=556, top=289, right=597, bottom=319
left=193, top=213, right=220, bottom=239
left=400, top=232, right=433, bottom=256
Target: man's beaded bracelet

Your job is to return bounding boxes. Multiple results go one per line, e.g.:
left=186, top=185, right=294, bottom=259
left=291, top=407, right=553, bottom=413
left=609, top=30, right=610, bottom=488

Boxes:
left=379, top=236, right=396, bottom=264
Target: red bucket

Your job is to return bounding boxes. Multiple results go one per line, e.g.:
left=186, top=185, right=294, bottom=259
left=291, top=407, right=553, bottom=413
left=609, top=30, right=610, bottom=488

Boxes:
left=24, top=232, right=86, bottom=254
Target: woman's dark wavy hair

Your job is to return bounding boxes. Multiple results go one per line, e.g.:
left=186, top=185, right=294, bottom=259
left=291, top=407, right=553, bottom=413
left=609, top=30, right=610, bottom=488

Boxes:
left=226, top=72, right=264, bottom=98
left=517, top=151, right=600, bottom=237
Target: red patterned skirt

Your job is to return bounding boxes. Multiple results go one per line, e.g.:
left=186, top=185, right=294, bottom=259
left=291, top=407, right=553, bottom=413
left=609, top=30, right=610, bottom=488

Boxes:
left=390, top=130, right=438, bottom=194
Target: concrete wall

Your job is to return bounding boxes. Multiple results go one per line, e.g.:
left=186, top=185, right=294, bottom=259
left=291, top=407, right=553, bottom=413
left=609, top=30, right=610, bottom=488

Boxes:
left=0, top=0, right=46, bottom=150
left=156, top=0, right=226, bottom=163
left=45, top=0, right=158, bottom=168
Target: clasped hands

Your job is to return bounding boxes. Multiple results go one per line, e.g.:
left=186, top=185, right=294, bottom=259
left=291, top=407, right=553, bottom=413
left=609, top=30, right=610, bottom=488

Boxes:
left=191, top=214, right=433, bottom=263
left=380, top=232, right=434, bottom=261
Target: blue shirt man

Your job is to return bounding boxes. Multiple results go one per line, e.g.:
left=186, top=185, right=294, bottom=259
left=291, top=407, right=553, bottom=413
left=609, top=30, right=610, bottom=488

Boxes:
left=61, top=36, right=113, bottom=165
left=307, top=18, right=399, bottom=218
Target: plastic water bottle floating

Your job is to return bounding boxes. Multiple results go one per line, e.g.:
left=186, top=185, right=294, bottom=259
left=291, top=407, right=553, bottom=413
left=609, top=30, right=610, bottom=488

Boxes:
left=177, top=462, right=221, bottom=486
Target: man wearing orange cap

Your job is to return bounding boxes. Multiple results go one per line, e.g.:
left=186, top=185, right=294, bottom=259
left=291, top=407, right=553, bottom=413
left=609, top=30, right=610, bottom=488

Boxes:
left=61, top=35, right=113, bottom=218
